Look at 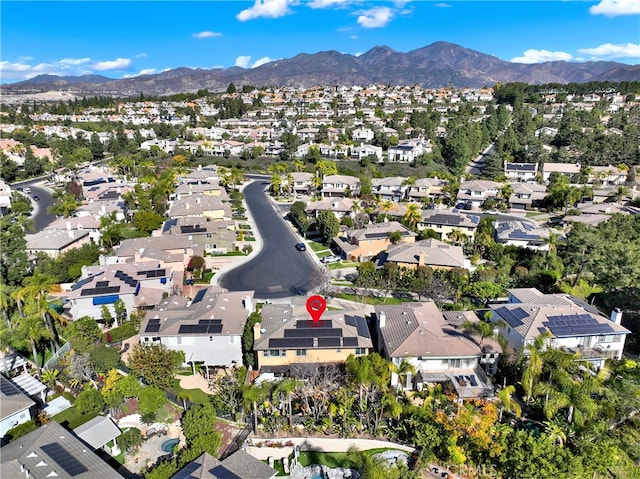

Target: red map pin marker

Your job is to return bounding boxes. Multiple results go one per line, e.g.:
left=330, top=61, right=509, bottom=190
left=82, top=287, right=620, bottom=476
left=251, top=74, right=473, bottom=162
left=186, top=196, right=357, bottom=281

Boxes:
left=306, top=295, right=327, bottom=324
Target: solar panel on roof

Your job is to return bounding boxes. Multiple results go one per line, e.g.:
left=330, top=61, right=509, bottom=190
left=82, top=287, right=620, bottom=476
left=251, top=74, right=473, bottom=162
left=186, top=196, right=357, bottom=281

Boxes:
left=192, top=289, right=207, bottom=304
left=318, top=337, right=341, bottom=347
left=145, top=323, right=161, bottom=333
left=41, top=443, right=88, bottom=477
left=343, top=337, right=358, bottom=347
left=296, top=320, right=333, bottom=329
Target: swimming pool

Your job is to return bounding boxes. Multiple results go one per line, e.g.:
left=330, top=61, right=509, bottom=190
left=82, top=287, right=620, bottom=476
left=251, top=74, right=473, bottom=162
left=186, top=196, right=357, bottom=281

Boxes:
left=160, top=438, right=179, bottom=453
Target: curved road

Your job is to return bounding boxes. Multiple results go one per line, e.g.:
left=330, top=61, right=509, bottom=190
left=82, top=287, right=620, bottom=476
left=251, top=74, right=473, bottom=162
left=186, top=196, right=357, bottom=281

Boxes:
left=11, top=179, right=57, bottom=231
left=219, top=179, right=323, bottom=299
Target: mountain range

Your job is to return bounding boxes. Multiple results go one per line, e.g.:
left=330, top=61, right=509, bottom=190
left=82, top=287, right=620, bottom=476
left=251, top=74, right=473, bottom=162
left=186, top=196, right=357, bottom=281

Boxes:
left=3, top=42, right=639, bottom=98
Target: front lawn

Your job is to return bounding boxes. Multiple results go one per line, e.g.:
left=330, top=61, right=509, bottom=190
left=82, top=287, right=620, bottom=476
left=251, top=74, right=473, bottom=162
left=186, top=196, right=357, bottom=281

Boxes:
left=308, top=241, right=329, bottom=252
left=105, top=322, right=138, bottom=343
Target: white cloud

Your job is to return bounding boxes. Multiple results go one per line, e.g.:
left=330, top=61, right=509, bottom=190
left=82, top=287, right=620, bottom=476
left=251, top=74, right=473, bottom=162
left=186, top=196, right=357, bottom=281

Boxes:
left=511, top=49, right=573, bottom=64
left=236, top=0, right=296, bottom=21
left=193, top=31, right=222, bottom=39
left=0, top=58, right=98, bottom=81
left=433, top=3, right=451, bottom=8
left=252, top=57, right=272, bottom=68
left=577, top=42, right=640, bottom=60
left=350, top=35, right=358, bottom=40
left=59, top=58, right=91, bottom=66
left=357, top=7, right=393, bottom=28
left=235, top=56, right=252, bottom=68
left=589, top=0, right=640, bottom=17
left=308, top=0, right=350, bottom=9
left=122, top=68, right=158, bottom=78
left=93, top=58, right=132, bottom=71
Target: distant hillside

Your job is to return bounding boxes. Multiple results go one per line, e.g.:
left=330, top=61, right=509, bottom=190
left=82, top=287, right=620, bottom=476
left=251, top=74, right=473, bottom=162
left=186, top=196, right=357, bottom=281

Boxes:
left=2, top=41, right=638, bottom=98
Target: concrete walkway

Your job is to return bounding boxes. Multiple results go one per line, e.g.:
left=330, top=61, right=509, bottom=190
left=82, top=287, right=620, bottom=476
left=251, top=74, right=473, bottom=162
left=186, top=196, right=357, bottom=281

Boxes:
left=177, top=373, right=211, bottom=394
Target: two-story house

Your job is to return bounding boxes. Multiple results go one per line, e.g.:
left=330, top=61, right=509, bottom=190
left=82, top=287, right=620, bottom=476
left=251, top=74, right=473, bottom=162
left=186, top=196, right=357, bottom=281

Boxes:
left=379, top=238, right=468, bottom=271
left=493, top=220, right=559, bottom=251
left=320, top=175, right=361, bottom=198
left=350, top=143, right=383, bottom=163
left=162, top=216, right=237, bottom=256
left=371, top=177, right=408, bottom=201
left=509, top=183, right=547, bottom=210
left=387, top=139, right=431, bottom=163
left=504, top=162, right=539, bottom=182
left=406, top=178, right=447, bottom=203
left=374, top=304, right=500, bottom=397
left=332, top=221, right=416, bottom=262
left=139, top=287, right=254, bottom=373
left=64, top=262, right=174, bottom=322
left=253, top=303, right=373, bottom=375
left=541, top=163, right=581, bottom=183
left=490, top=288, right=630, bottom=369
left=457, top=180, right=501, bottom=210
left=417, top=208, right=480, bottom=242
left=168, top=195, right=232, bottom=221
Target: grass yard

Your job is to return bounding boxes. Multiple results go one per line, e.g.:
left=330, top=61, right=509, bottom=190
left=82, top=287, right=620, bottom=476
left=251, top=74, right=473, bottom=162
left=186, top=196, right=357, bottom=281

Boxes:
left=297, top=448, right=407, bottom=470
left=172, top=379, right=211, bottom=404
left=328, top=261, right=356, bottom=270
left=53, top=407, right=99, bottom=429
left=336, top=293, right=407, bottom=305
left=308, top=241, right=330, bottom=252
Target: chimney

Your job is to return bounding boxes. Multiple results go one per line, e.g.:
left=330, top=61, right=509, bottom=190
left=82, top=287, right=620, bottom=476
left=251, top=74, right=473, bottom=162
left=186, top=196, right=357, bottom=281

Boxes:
left=253, top=322, right=263, bottom=341
left=66, top=221, right=72, bottom=230
left=610, top=308, right=623, bottom=325
left=196, top=197, right=201, bottom=204
left=243, top=295, right=253, bottom=312
left=185, top=203, right=190, bottom=209
left=418, top=251, right=425, bottom=266
left=68, top=230, right=75, bottom=238
left=378, top=311, right=386, bottom=329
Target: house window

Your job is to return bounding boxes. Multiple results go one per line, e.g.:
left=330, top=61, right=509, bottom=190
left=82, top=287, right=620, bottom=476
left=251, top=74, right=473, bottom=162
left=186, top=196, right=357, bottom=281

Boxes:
left=209, top=336, right=214, bottom=342
left=355, top=348, right=367, bottom=355
left=448, top=359, right=461, bottom=368
left=264, top=350, right=287, bottom=357
left=296, top=349, right=307, bottom=356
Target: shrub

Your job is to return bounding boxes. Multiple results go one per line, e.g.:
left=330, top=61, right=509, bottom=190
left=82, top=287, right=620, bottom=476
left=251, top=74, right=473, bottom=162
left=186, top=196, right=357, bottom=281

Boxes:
left=75, top=389, right=105, bottom=415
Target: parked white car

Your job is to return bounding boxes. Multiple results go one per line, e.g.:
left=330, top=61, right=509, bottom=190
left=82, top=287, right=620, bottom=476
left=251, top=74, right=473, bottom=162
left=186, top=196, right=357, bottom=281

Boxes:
left=321, top=255, right=341, bottom=264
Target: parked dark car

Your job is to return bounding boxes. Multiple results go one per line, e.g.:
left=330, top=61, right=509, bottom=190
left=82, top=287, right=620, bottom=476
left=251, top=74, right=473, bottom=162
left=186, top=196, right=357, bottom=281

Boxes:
left=32, top=195, right=40, bottom=201
left=295, top=242, right=306, bottom=251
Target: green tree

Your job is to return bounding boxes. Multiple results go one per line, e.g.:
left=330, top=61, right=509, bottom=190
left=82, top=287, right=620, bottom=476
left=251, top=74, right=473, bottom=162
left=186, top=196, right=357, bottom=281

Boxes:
left=127, top=343, right=184, bottom=390
left=317, top=210, right=339, bottom=245
left=133, top=210, right=164, bottom=235
left=75, top=388, right=105, bottom=415
left=138, top=386, right=166, bottom=416
left=181, top=402, right=222, bottom=457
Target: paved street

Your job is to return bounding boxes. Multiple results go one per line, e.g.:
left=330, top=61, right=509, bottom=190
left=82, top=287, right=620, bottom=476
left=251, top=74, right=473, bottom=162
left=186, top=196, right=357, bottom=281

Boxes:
left=218, top=179, right=323, bottom=299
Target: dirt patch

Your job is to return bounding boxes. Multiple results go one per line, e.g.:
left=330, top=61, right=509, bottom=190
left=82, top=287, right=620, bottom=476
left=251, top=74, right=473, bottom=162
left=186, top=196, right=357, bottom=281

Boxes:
left=216, top=420, right=245, bottom=458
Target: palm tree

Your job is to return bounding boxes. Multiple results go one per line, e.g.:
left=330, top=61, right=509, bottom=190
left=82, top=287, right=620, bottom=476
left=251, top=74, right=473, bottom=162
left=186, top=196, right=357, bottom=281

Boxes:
left=402, top=203, right=422, bottom=229
left=388, top=231, right=403, bottom=245
left=497, top=384, right=522, bottom=422
left=0, top=283, right=14, bottom=328
left=520, top=333, right=550, bottom=404
left=543, top=420, right=567, bottom=447
left=242, top=383, right=267, bottom=434
left=499, top=182, right=513, bottom=209
left=14, top=301, right=54, bottom=378
left=273, top=378, right=300, bottom=429
left=16, top=271, right=62, bottom=351
left=447, top=228, right=467, bottom=246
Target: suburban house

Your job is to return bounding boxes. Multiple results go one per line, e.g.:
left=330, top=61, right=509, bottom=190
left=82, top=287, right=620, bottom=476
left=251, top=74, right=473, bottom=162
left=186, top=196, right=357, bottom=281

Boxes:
left=387, top=138, right=431, bottom=163
left=0, top=375, right=36, bottom=440
left=0, top=179, right=11, bottom=215
left=541, top=162, right=581, bottom=183
left=0, top=420, right=124, bottom=478
left=291, top=172, right=315, bottom=195
left=417, top=208, right=480, bottom=242
left=321, top=175, right=361, bottom=198
left=406, top=177, right=447, bottom=203
left=456, top=180, right=501, bottom=210
left=589, top=165, right=628, bottom=186
left=352, top=126, right=375, bottom=142
left=493, top=220, right=558, bottom=251
left=114, top=236, right=197, bottom=275
left=504, top=162, right=539, bottom=182
left=139, top=287, right=254, bottom=372
left=374, top=303, right=500, bottom=398
left=371, top=177, right=408, bottom=201
left=332, top=221, right=417, bottom=262
left=305, top=197, right=359, bottom=222
left=351, top=143, right=383, bottom=163
left=25, top=229, right=93, bottom=259
left=490, top=288, right=630, bottom=369
left=378, top=238, right=468, bottom=271
left=64, top=262, right=174, bottom=322
left=171, top=451, right=277, bottom=479
left=253, top=303, right=373, bottom=374
left=509, top=183, right=547, bottom=210
left=173, top=180, right=226, bottom=199
left=168, top=194, right=232, bottom=221
left=44, top=216, right=102, bottom=244
left=162, top=216, right=237, bottom=255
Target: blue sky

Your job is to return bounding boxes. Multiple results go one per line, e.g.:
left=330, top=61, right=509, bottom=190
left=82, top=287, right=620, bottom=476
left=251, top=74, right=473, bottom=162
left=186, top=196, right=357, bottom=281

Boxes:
left=1, top=0, right=639, bottom=83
